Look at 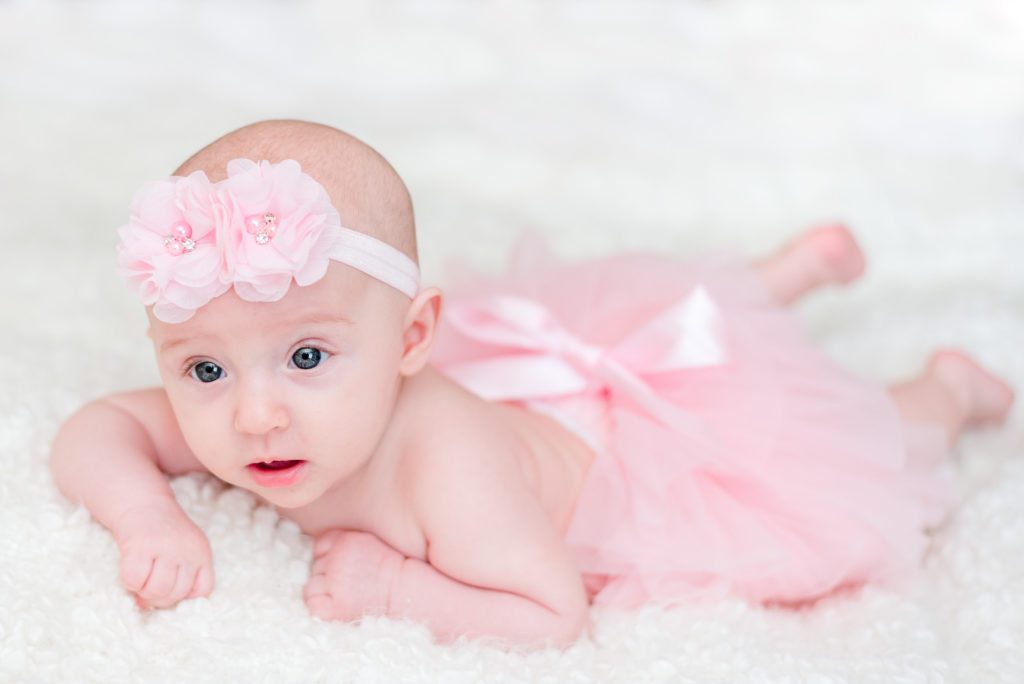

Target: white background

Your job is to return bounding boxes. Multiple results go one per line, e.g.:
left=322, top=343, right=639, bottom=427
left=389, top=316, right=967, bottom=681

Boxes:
left=1, top=1, right=1022, bottom=681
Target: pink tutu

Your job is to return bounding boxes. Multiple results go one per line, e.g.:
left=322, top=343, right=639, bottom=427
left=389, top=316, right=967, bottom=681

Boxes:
left=429, top=233, right=957, bottom=609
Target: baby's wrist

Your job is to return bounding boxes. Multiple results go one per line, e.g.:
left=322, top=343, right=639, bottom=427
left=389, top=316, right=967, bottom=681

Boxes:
left=109, top=496, right=189, bottom=541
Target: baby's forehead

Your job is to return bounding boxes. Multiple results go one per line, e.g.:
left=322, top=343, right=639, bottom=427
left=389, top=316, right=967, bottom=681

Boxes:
left=149, top=263, right=398, bottom=339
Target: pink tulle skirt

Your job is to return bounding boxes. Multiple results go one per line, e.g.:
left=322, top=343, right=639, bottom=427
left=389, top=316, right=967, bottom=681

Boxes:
left=429, top=234, right=957, bottom=609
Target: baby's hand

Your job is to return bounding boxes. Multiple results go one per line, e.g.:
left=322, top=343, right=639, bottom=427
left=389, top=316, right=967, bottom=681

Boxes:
left=112, top=501, right=214, bottom=610
left=303, top=529, right=405, bottom=622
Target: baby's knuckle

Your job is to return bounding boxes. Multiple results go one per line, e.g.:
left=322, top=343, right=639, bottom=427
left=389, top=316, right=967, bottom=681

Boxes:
left=138, top=579, right=164, bottom=598
left=191, top=541, right=212, bottom=560
left=120, top=555, right=151, bottom=585
left=175, top=564, right=196, bottom=588
left=137, top=588, right=160, bottom=602
left=197, top=566, right=213, bottom=591
left=146, top=571, right=175, bottom=597
left=305, top=594, right=334, bottom=619
left=120, top=568, right=144, bottom=591
left=185, top=547, right=207, bottom=564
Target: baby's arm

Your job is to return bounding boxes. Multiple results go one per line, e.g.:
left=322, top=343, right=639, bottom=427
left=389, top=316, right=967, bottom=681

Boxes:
left=50, top=389, right=214, bottom=608
left=392, top=438, right=589, bottom=646
left=303, top=434, right=589, bottom=646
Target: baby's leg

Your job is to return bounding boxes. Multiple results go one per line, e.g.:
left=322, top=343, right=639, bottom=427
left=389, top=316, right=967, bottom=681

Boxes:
left=752, top=224, right=866, bottom=305
left=888, top=349, right=1015, bottom=446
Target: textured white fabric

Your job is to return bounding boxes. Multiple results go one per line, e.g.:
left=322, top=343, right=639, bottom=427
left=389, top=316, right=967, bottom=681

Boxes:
left=1, top=0, right=1022, bottom=681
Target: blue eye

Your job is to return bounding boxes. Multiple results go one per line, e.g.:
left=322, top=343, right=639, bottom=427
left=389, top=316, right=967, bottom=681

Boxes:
left=189, top=361, right=223, bottom=383
left=292, top=346, right=327, bottom=370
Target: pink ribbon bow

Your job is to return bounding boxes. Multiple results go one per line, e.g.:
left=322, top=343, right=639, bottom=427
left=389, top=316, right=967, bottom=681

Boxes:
left=440, top=285, right=729, bottom=433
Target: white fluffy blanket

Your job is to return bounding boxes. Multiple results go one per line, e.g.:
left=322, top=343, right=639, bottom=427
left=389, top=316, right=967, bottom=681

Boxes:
left=2, top=0, right=1022, bottom=681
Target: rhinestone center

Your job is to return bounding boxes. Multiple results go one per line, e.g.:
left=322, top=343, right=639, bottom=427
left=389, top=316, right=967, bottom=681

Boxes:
left=246, top=211, right=277, bottom=245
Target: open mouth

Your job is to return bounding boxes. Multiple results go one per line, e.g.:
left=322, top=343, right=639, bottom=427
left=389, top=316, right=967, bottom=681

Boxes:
left=246, top=459, right=307, bottom=488
left=250, top=459, right=303, bottom=471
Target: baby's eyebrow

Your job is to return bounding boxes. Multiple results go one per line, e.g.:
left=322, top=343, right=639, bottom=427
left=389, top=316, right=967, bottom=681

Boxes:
left=158, top=313, right=353, bottom=354
left=159, top=336, right=206, bottom=354
left=286, top=312, right=355, bottom=328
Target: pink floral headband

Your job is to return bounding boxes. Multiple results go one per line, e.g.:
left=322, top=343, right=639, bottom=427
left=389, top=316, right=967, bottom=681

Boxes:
left=116, top=158, right=420, bottom=323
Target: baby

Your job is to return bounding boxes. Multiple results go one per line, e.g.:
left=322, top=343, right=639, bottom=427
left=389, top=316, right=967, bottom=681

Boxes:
left=50, top=119, right=1015, bottom=648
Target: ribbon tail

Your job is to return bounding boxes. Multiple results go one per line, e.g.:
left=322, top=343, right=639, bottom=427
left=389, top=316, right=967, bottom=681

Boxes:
left=439, top=354, right=591, bottom=402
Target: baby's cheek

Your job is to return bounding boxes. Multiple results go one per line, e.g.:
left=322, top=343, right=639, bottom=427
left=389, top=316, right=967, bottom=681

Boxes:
left=178, top=409, right=232, bottom=467
left=308, top=393, right=387, bottom=461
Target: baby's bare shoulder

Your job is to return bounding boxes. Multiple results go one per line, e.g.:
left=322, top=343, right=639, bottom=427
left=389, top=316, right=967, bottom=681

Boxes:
left=397, top=369, right=528, bottom=509
left=102, top=387, right=208, bottom=476
left=393, top=369, right=585, bottom=614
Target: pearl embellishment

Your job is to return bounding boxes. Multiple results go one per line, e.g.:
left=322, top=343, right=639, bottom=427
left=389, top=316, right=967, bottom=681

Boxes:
left=164, top=221, right=196, bottom=256
left=246, top=212, right=277, bottom=245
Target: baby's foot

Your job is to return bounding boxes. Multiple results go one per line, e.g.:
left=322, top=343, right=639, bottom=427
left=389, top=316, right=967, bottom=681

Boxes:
left=791, top=223, right=867, bottom=287
left=928, top=349, right=1015, bottom=428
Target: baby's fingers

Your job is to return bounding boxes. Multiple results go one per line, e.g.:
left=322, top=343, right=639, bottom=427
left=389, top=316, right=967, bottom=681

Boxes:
left=138, top=557, right=180, bottom=603
left=188, top=565, right=215, bottom=599
left=138, top=563, right=194, bottom=609
left=155, top=564, right=199, bottom=608
left=303, top=573, right=334, bottom=619
left=313, top=529, right=344, bottom=558
left=120, top=553, right=156, bottom=593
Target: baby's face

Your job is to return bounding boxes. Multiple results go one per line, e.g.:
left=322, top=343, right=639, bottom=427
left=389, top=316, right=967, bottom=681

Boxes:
left=147, top=263, right=410, bottom=509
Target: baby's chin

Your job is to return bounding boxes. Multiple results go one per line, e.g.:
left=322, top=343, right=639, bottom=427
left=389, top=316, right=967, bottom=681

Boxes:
left=242, top=466, right=331, bottom=510
left=256, top=490, right=314, bottom=510
left=243, top=479, right=320, bottom=510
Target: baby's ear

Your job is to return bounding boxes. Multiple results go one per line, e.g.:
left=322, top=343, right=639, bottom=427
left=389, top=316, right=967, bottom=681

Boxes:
left=398, top=286, right=443, bottom=376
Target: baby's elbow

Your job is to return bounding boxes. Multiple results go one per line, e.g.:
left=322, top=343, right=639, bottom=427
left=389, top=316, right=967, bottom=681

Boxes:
left=514, top=594, right=589, bottom=649
left=49, top=401, right=95, bottom=470
left=545, top=593, right=590, bottom=647
left=555, top=606, right=589, bottom=646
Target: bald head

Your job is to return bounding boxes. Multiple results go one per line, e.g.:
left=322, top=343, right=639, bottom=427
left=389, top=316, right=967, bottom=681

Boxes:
left=174, top=119, right=417, bottom=263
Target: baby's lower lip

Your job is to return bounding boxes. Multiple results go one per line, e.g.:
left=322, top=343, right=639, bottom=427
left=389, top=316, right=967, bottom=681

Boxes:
left=246, top=460, right=307, bottom=488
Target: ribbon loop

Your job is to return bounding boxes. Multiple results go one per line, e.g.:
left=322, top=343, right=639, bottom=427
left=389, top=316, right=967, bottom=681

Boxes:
left=440, top=287, right=729, bottom=432
left=552, top=330, right=605, bottom=373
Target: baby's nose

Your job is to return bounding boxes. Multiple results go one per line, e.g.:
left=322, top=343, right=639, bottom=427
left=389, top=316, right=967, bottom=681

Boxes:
left=233, top=385, right=289, bottom=435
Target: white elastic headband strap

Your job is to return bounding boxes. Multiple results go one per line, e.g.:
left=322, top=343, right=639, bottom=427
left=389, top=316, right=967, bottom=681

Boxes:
left=328, top=227, right=420, bottom=298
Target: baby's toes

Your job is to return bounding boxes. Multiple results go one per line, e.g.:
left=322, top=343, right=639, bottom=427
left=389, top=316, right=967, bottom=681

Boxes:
left=806, top=223, right=865, bottom=284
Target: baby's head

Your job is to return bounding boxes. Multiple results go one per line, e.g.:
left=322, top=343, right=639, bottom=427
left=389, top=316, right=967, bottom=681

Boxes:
left=120, top=120, right=441, bottom=509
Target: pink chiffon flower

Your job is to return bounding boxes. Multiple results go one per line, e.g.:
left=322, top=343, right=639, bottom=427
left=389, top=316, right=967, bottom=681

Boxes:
left=116, top=171, right=228, bottom=324
left=115, top=159, right=346, bottom=323
left=216, top=159, right=342, bottom=303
